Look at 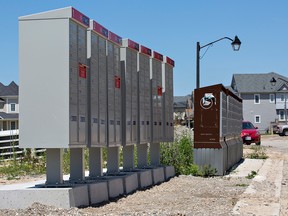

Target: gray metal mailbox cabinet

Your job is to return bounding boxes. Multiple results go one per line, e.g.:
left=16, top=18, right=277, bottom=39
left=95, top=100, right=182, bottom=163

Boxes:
left=150, top=51, right=164, bottom=143
left=19, top=7, right=89, bottom=148
left=139, top=45, right=152, bottom=144
left=88, top=20, right=109, bottom=147
left=162, top=57, right=175, bottom=142
left=107, top=31, right=122, bottom=147
left=121, top=39, right=139, bottom=145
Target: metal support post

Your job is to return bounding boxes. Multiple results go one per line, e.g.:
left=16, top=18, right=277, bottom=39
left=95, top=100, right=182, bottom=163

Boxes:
left=150, top=143, right=160, bottom=166
left=107, top=147, right=120, bottom=173
left=196, top=42, right=200, bottom=89
left=123, top=145, right=135, bottom=170
left=137, top=143, right=148, bottom=168
left=70, top=148, right=85, bottom=181
left=46, top=148, right=63, bottom=184
left=89, top=147, right=103, bottom=177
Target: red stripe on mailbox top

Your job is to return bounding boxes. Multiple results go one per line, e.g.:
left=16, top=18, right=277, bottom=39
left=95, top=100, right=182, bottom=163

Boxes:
left=115, top=76, right=121, bottom=88
left=93, top=20, right=109, bottom=38
left=71, top=8, right=89, bottom=27
left=109, top=31, right=122, bottom=45
left=140, top=45, right=152, bottom=56
left=79, top=64, right=87, bottom=79
left=128, top=39, right=139, bottom=51
left=157, top=86, right=163, bottom=96
left=153, top=51, right=163, bottom=61
left=166, top=56, right=175, bottom=67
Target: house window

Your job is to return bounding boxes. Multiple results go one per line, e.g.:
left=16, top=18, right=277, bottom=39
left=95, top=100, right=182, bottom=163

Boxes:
left=270, top=94, right=275, bottom=103
left=254, top=94, right=260, bottom=104
left=280, top=94, right=285, bottom=102
left=255, top=115, right=261, bottom=123
left=279, top=110, right=286, bottom=121
left=10, top=121, right=16, bottom=130
left=10, top=103, right=16, bottom=112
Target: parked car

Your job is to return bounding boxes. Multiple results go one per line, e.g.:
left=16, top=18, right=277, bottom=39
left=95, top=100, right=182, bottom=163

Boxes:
left=241, top=121, right=261, bottom=145
left=275, top=124, right=288, bottom=136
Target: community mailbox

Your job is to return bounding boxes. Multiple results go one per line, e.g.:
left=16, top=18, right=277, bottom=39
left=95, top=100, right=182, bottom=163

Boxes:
left=19, top=7, right=89, bottom=148
left=151, top=51, right=164, bottom=143
left=138, top=45, right=152, bottom=144
left=194, top=84, right=243, bottom=175
left=107, top=31, right=122, bottom=147
left=121, top=39, right=139, bottom=145
left=88, top=20, right=109, bottom=147
left=162, top=56, right=175, bottom=142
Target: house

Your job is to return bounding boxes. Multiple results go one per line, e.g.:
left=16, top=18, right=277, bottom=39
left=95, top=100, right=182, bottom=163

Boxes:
left=230, top=72, right=288, bottom=133
left=0, top=81, right=19, bottom=131
left=173, top=94, right=193, bottom=125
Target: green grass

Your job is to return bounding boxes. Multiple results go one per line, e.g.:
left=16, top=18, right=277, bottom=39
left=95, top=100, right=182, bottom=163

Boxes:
left=0, top=155, right=46, bottom=180
left=247, top=146, right=268, bottom=159
left=246, top=170, right=257, bottom=179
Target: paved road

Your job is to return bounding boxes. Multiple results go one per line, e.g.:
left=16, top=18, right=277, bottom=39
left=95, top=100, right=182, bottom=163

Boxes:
left=233, top=135, right=288, bottom=216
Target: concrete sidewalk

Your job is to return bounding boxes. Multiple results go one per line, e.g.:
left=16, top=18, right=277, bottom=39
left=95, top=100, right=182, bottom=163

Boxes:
left=232, top=158, right=284, bottom=215
left=227, top=158, right=265, bottom=178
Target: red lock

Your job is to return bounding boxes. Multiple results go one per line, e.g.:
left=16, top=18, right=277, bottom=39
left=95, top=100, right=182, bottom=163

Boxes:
left=115, top=76, right=121, bottom=88
left=157, top=86, right=162, bottom=96
left=79, top=64, right=87, bottom=79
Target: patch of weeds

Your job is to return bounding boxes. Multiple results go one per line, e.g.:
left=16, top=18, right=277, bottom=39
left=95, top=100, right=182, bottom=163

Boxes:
left=247, top=146, right=268, bottom=159
left=246, top=170, right=257, bottom=179
left=198, top=164, right=217, bottom=178
left=236, top=183, right=249, bottom=187
left=160, top=132, right=194, bottom=175
left=0, top=152, right=46, bottom=180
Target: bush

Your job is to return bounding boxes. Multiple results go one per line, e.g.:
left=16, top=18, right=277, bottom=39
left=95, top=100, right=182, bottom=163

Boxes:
left=160, top=132, right=195, bottom=175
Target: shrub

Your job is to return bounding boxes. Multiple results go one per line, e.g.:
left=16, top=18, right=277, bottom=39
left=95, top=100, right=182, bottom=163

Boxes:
left=160, top=132, right=195, bottom=175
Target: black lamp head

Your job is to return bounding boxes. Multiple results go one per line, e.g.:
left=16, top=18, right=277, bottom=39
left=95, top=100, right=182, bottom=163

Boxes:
left=231, top=36, right=241, bottom=51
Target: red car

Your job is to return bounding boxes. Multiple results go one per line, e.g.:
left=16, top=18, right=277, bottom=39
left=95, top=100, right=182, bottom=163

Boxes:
left=241, top=121, right=261, bottom=145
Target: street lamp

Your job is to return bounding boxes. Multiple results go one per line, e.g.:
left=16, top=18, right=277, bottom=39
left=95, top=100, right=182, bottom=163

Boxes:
left=270, top=77, right=288, bottom=124
left=196, top=36, right=241, bottom=89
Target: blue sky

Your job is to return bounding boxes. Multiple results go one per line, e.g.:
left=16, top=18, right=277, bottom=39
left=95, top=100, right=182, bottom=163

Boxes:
left=1, top=0, right=288, bottom=96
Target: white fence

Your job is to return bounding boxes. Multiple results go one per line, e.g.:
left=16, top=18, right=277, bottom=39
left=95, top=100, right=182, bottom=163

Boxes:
left=0, top=130, right=45, bottom=160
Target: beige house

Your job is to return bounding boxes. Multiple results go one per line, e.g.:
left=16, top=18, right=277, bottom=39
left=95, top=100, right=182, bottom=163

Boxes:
left=0, top=82, right=19, bottom=131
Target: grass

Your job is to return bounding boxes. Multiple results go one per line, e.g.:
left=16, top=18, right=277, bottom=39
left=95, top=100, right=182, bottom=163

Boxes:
left=246, top=170, right=257, bottom=179
left=246, top=146, right=268, bottom=159
left=0, top=155, right=46, bottom=180
left=235, top=183, right=249, bottom=187
left=0, top=131, right=217, bottom=180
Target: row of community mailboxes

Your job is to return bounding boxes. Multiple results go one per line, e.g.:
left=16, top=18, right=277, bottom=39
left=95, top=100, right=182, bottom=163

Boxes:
left=19, top=7, right=175, bottom=149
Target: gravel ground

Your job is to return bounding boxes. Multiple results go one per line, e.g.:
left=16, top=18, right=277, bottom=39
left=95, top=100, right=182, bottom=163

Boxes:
left=0, top=176, right=251, bottom=216
left=0, top=132, right=287, bottom=216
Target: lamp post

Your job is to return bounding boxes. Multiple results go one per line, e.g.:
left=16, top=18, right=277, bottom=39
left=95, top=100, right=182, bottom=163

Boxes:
left=196, top=36, right=241, bottom=89
left=270, top=77, right=288, bottom=124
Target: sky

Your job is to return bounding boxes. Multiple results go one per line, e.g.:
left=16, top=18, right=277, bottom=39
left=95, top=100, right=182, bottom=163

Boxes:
left=1, top=0, right=288, bottom=96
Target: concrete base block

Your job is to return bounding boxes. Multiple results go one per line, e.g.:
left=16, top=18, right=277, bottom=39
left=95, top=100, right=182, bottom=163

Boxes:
left=137, top=169, right=153, bottom=188
left=101, top=176, right=124, bottom=199
left=0, top=185, right=89, bottom=209
left=163, top=166, right=175, bottom=180
left=151, top=167, right=165, bottom=185
left=122, top=169, right=153, bottom=189
left=88, top=181, right=109, bottom=205
left=121, top=173, right=138, bottom=194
